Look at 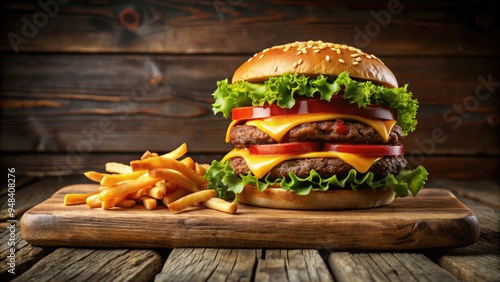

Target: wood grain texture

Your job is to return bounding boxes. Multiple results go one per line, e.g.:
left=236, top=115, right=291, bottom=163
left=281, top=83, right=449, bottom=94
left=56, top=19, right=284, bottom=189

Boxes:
left=0, top=54, right=498, bottom=155
left=328, top=252, right=459, bottom=281
left=2, top=55, right=498, bottom=110
left=427, top=196, right=500, bottom=282
left=1, top=1, right=498, bottom=55
left=157, top=248, right=333, bottom=282
left=10, top=248, right=163, bottom=282
left=156, top=248, right=259, bottom=282
left=260, top=249, right=333, bottom=282
left=20, top=184, right=479, bottom=250
left=0, top=174, right=37, bottom=197
left=0, top=175, right=89, bottom=221
left=428, top=178, right=500, bottom=209
left=405, top=156, right=499, bottom=180
left=0, top=222, right=53, bottom=280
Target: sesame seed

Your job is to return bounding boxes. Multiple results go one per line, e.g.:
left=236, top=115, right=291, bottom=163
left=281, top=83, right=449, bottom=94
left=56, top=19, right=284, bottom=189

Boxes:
left=293, top=62, right=298, bottom=68
left=253, top=53, right=257, bottom=57
left=332, top=47, right=339, bottom=51
left=352, top=61, right=359, bottom=65
left=356, top=57, right=362, bottom=62
left=296, top=51, right=302, bottom=55
left=339, top=59, right=345, bottom=64
left=259, top=54, right=264, bottom=59
left=247, top=57, right=252, bottom=62
left=365, top=55, right=372, bottom=59
left=263, top=48, right=269, bottom=52
left=326, top=55, right=331, bottom=62
left=314, top=49, right=320, bottom=53
left=273, top=65, right=278, bottom=72
left=297, top=59, right=303, bottom=65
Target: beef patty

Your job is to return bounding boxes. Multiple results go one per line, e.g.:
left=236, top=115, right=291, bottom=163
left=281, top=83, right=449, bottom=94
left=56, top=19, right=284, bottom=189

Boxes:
left=230, top=156, right=408, bottom=180
left=230, top=120, right=404, bottom=148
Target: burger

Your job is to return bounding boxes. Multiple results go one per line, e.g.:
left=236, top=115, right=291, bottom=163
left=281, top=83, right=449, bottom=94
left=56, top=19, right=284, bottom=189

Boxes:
left=205, top=40, right=428, bottom=210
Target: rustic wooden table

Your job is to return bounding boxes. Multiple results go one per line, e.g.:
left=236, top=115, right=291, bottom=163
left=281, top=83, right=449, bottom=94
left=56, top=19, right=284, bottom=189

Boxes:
left=1, top=174, right=499, bottom=282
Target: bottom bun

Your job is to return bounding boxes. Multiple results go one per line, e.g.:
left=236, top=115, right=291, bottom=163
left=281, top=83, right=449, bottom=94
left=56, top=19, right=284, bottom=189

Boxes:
left=238, top=184, right=395, bottom=210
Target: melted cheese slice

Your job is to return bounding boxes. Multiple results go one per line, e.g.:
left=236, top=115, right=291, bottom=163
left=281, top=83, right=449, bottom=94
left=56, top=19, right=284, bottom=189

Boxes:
left=222, top=148, right=380, bottom=178
left=225, top=113, right=396, bottom=143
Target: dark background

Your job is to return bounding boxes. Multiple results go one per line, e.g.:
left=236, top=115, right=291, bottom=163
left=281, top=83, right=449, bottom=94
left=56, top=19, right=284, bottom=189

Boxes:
left=0, top=0, right=498, bottom=182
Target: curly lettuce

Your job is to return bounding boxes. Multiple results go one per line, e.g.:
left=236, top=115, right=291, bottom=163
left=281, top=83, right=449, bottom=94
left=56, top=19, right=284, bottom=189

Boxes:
left=205, top=159, right=428, bottom=201
left=212, top=72, right=419, bottom=135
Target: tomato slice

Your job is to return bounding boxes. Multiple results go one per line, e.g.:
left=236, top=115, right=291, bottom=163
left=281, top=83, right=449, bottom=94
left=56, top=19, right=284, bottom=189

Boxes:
left=232, top=96, right=396, bottom=121
left=249, top=142, right=321, bottom=155
left=323, top=143, right=404, bottom=156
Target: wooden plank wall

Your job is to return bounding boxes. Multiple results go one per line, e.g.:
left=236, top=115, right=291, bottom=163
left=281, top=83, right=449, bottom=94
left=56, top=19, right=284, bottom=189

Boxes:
left=0, top=0, right=498, bottom=181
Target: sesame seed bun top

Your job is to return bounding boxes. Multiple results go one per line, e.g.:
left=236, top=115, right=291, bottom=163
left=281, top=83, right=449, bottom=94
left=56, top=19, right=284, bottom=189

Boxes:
left=232, top=40, right=399, bottom=88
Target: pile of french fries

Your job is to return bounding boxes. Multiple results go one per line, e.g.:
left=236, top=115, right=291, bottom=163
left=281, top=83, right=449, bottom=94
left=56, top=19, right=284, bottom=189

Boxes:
left=64, top=143, right=237, bottom=214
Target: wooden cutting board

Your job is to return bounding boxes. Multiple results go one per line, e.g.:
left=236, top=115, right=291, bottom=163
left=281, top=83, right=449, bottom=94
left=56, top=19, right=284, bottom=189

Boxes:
left=21, top=184, right=479, bottom=250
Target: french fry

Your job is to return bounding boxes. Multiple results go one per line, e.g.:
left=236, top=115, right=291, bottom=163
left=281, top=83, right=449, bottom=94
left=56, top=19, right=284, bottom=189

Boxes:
left=84, top=171, right=109, bottom=183
left=155, top=180, right=166, bottom=191
left=101, top=199, right=115, bottom=210
left=139, top=196, right=158, bottom=210
left=100, top=170, right=147, bottom=186
left=163, top=181, right=181, bottom=194
left=160, top=143, right=187, bottom=159
left=148, top=168, right=199, bottom=193
left=86, top=194, right=102, bottom=208
left=126, top=188, right=145, bottom=200
left=162, top=188, right=191, bottom=205
left=74, top=143, right=239, bottom=215
left=98, top=177, right=161, bottom=201
left=195, top=163, right=207, bottom=176
left=115, top=199, right=137, bottom=208
left=167, top=189, right=217, bottom=212
left=155, top=180, right=178, bottom=194
left=180, top=157, right=196, bottom=170
left=101, top=195, right=126, bottom=210
left=203, top=198, right=238, bottom=214
left=141, top=150, right=158, bottom=160
left=98, top=185, right=111, bottom=192
left=64, top=192, right=99, bottom=205
left=144, top=186, right=166, bottom=200
left=131, top=157, right=207, bottom=189
left=105, top=162, right=132, bottom=174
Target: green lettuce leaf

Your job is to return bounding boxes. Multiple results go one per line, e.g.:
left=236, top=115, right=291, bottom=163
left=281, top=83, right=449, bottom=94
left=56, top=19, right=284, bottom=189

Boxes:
left=205, top=160, right=429, bottom=200
left=212, top=72, right=419, bottom=135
